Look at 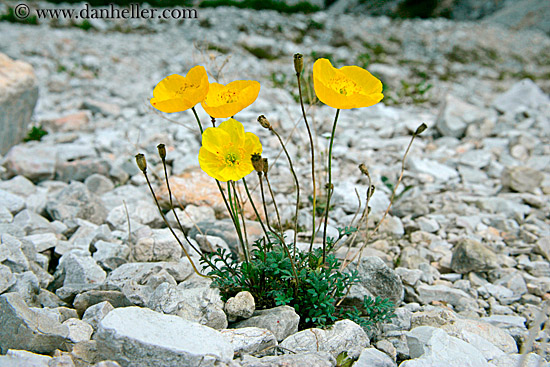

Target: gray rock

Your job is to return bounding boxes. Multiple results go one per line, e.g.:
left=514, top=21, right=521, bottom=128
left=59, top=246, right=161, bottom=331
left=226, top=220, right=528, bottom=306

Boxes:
left=225, top=291, right=255, bottom=322
left=442, top=319, right=518, bottom=354
left=492, top=79, right=550, bottom=114
left=501, top=166, right=544, bottom=193
left=220, top=327, right=277, bottom=357
left=55, top=251, right=106, bottom=299
left=94, top=306, right=234, bottom=367
left=100, top=185, right=152, bottom=212
left=280, top=320, right=369, bottom=358
left=46, top=182, right=108, bottom=226
left=0, top=349, right=52, bottom=367
left=0, top=188, right=25, bottom=214
left=196, top=234, right=231, bottom=254
left=233, top=305, right=299, bottom=342
left=23, top=232, right=58, bottom=252
left=105, top=261, right=195, bottom=291
left=417, top=284, right=477, bottom=311
left=239, top=351, right=335, bottom=367
left=408, top=158, right=459, bottom=181
left=92, top=240, right=130, bottom=271
left=166, top=204, right=216, bottom=231
left=3, top=144, right=57, bottom=182
left=395, top=268, right=422, bottom=287
left=55, top=157, right=111, bottom=183
left=189, top=219, right=263, bottom=259
left=402, top=326, right=488, bottom=367
left=0, top=263, right=16, bottom=293
left=416, top=217, right=440, bottom=233
left=451, top=238, right=499, bottom=273
left=132, top=227, right=183, bottom=262
left=535, top=236, right=550, bottom=261
left=0, top=292, right=70, bottom=354
left=436, top=95, right=488, bottom=138
left=82, top=301, right=115, bottom=331
left=355, top=347, right=396, bottom=367
left=8, top=271, right=41, bottom=306
left=460, top=329, right=505, bottom=361
left=0, top=175, right=37, bottom=197
left=1, top=233, right=30, bottom=272
left=85, top=173, right=115, bottom=195
left=63, top=318, right=94, bottom=343
left=480, top=314, right=526, bottom=329
left=148, top=281, right=228, bottom=330
left=0, top=53, right=38, bottom=155
left=489, top=353, right=549, bottom=367
left=346, top=256, right=404, bottom=305
left=0, top=205, right=13, bottom=223
left=82, top=99, right=121, bottom=117
left=73, top=290, right=133, bottom=317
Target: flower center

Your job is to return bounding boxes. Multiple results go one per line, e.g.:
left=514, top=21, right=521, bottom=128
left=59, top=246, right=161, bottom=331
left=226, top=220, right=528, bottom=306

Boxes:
left=225, top=152, right=239, bottom=166
left=327, top=75, right=360, bottom=96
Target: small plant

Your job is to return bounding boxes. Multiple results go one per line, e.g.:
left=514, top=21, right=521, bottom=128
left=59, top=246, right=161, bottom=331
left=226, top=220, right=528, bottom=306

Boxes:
left=24, top=126, right=48, bottom=142
left=136, top=54, right=427, bottom=331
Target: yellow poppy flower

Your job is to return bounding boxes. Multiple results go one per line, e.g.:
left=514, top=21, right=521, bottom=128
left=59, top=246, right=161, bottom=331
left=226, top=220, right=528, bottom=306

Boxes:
left=313, top=58, right=383, bottom=109
left=199, top=118, right=262, bottom=182
left=150, top=66, right=209, bottom=113
left=201, top=80, right=260, bottom=118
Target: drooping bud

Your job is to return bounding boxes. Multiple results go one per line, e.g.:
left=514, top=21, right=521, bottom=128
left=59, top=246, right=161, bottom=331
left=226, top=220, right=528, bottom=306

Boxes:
left=135, top=153, right=147, bottom=173
left=251, top=153, right=264, bottom=173
left=415, top=123, right=427, bottom=135
left=157, top=144, right=166, bottom=160
left=293, top=53, right=304, bottom=74
left=257, top=115, right=271, bottom=130
left=262, top=158, right=269, bottom=174
left=358, top=164, right=369, bottom=177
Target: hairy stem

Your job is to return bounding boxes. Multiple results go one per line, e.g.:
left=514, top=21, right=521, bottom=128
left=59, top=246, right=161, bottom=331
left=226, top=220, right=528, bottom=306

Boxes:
left=270, top=127, right=300, bottom=255
left=242, top=178, right=270, bottom=241
left=342, top=129, right=420, bottom=270
left=321, top=108, right=340, bottom=264
left=297, top=73, right=317, bottom=251
left=142, top=170, right=210, bottom=278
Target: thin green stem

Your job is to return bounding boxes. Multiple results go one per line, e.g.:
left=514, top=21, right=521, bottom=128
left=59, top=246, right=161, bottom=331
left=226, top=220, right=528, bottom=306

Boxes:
left=264, top=174, right=283, bottom=239
left=297, top=73, right=317, bottom=251
left=232, top=181, right=249, bottom=252
left=228, top=181, right=249, bottom=263
left=259, top=173, right=299, bottom=287
left=161, top=157, right=202, bottom=257
left=191, top=107, right=248, bottom=263
left=242, top=178, right=270, bottom=241
left=270, top=128, right=300, bottom=255
left=321, top=108, right=340, bottom=264
left=191, top=106, right=203, bottom=134
left=142, top=170, right=210, bottom=278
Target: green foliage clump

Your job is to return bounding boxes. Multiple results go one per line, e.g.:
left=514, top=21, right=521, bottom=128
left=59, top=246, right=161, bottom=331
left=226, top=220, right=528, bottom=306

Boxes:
left=199, top=0, right=320, bottom=14
left=0, top=7, right=39, bottom=25
left=24, top=126, right=48, bottom=142
left=201, top=230, right=395, bottom=330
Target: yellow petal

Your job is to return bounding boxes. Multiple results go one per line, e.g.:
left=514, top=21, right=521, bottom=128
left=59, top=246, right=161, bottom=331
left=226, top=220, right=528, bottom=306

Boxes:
left=201, top=80, right=260, bottom=118
left=198, top=148, right=226, bottom=182
left=150, top=66, right=209, bottom=113
left=313, top=58, right=384, bottom=109
left=340, top=66, right=383, bottom=95
left=217, top=118, right=245, bottom=144
left=201, top=125, right=232, bottom=154
left=150, top=96, right=194, bottom=113
left=243, top=132, right=262, bottom=155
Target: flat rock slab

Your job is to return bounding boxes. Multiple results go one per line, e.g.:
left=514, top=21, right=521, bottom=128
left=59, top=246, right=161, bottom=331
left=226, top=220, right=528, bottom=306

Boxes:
left=94, top=306, right=233, bottom=367
left=0, top=293, right=70, bottom=354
